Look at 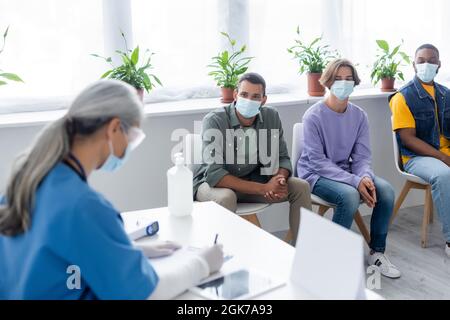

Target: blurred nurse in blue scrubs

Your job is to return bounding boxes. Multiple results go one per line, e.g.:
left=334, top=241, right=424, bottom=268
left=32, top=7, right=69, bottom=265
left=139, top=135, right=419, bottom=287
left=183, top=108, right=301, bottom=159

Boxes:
left=0, top=80, right=223, bottom=299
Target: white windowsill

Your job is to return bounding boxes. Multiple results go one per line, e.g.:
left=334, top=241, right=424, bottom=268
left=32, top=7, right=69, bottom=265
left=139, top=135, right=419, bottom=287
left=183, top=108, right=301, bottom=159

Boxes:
left=0, top=88, right=394, bottom=129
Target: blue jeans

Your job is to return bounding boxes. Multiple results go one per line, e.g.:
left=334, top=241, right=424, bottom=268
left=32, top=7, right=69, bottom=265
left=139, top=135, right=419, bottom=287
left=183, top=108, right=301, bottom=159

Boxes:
left=312, top=176, right=395, bottom=253
left=405, top=156, right=450, bottom=242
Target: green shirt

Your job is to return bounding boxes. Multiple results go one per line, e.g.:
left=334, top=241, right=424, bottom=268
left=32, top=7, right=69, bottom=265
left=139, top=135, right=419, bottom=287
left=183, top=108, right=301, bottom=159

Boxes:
left=192, top=102, right=292, bottom=196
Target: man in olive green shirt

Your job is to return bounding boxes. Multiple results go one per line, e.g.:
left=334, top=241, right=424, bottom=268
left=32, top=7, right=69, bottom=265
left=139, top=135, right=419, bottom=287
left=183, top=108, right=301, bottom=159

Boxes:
left=193, top=73, right=311, bottom=243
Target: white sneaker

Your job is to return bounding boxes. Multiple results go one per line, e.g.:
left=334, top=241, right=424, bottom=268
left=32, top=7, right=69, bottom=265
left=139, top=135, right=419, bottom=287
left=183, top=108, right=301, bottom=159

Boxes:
left=367, top=252, right=401, bottom=279
left=445, top=244, right=450, bottom=258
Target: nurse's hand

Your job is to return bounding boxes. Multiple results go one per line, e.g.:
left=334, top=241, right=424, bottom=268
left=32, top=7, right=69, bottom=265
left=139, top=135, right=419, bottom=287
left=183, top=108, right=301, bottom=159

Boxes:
left=198, top=244, right=224, bottom=274
left=134, top=240, right=182, bottom=258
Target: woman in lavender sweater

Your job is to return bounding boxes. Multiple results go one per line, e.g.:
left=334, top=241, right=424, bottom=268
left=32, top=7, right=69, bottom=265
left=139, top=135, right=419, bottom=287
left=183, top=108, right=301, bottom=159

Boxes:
left=297, top=59, right=401, bottom=279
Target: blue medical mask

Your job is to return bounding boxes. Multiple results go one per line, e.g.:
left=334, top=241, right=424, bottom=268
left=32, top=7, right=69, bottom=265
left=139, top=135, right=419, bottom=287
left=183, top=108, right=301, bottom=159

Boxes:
left=100, top=127, right=146, bottom=172
left=100, top=141, right=131, bottom=172
left=235, top=97, right=261, bottom=118
left=330, top=80, right=355, bottom=101
left=416, top=62, right=439, bottom=83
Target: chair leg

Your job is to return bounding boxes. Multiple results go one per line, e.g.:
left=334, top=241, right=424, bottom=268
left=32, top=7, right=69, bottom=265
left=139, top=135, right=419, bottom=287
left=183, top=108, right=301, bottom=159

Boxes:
left=240, top=213, right=261, bottom=228
left=390, top=181, right=412, bottom=224
left=354, top=210, right=371, bottom=245
left=421, top=186, right=433, bottom=248
left=429, top=197, right=434, bottom=224
left=318, top=205, right=329, bottom=216
left=241, top=212, right=294, bottom=244
left=283, top=230, right=293, bottom=243
left=284, top=204, right=330, bottom=244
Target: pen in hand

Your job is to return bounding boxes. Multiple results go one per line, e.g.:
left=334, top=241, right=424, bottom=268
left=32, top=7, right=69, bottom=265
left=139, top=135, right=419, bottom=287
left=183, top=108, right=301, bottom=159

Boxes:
left=212, top=233, right=233, bottom=262
left=214, top=233, right=218, bottom=245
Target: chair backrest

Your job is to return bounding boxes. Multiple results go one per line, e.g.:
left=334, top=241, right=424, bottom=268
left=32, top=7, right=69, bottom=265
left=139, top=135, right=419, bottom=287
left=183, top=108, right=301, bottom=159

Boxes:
left=291, top=123, right=304, bottom=177
left=184, top=133, right=203, bottom=168
left=390, top=117, right=404, bottom=173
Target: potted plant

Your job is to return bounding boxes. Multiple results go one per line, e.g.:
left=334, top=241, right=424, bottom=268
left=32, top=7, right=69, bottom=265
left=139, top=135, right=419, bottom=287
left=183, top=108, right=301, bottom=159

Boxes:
left=0, top=26, right=23, bottom=86
left=92, top=32, right=162, bottom=101
left=207, top=32, right=254, bottom=103
left=288, top=26, right=337, bottom=97
left=370, top=40, right=410, bottom=92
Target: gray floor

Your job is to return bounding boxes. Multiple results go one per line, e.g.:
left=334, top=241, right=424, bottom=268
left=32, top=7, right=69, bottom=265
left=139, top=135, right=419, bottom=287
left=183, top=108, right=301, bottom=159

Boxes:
left=272, top=205, right=450, bottom=300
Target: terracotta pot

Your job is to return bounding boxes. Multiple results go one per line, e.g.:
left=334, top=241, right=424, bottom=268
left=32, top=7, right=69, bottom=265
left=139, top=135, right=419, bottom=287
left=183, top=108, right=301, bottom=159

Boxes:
left=220, top=87, right=235, bottom=103
left=136, top=88, right=144, bottom=101
left=307, top=72, right=325, bottom=97
left=381, top=78, right=396, bottom=92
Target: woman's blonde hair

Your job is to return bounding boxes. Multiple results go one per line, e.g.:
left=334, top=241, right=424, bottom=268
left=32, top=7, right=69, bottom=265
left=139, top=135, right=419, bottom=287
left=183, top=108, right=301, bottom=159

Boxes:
left=319, top=58, right=361, bottom=89
left=0, top=79, right=144, bottom=236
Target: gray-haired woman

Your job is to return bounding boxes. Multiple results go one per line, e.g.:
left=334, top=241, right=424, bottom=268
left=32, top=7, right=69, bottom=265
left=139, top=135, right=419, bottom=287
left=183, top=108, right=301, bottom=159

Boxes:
left=0, top=80, right=223, bottom=299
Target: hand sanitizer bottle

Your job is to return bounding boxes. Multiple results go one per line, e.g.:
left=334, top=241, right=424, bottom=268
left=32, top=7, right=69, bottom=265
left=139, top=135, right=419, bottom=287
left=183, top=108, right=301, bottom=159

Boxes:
left=167, top=152, right=193, bottom=217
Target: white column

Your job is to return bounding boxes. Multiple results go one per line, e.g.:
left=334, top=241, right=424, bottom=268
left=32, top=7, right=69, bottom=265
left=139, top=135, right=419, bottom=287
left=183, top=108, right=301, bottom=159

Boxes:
left=218, top=0, right=249, bottom=51
left=321, top=0, right=344, bottom=56
left=102, top=0, right=133, bottom=64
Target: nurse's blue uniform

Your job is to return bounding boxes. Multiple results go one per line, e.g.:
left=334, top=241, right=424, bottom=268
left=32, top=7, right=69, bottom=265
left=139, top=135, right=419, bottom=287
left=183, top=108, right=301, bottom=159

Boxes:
left=0, top=162, right=158, bottom=299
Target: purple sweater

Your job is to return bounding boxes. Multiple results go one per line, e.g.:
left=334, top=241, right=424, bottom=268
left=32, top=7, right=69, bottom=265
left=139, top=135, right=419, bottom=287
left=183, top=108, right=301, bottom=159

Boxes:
left=297, top=101, right=374, bottom=190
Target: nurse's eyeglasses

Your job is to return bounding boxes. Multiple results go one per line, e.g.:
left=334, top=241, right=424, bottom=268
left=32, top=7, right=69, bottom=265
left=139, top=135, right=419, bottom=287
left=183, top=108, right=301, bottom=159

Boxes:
left=121, top=125, right=146, bottom=151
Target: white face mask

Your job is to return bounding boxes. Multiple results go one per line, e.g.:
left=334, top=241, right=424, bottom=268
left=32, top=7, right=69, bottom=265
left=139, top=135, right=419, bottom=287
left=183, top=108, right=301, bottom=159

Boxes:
left=330, top=80, right=355, bottom=101
left=415, top=62, right=439, bottom=83
left=235, top=97, right=262, bottom=118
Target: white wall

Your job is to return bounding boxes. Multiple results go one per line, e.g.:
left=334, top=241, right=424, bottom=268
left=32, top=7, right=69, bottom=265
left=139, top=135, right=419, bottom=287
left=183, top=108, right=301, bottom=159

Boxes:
left=0, top=96, right=423, bottom=232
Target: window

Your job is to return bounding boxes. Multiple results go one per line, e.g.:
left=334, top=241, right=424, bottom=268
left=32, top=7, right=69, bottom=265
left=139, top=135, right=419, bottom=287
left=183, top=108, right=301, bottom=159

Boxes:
left=0, top=0, right=104, bottom=100
left=1, top=0, right=450, bottom=114
left=131, top=0, right=220, bottom=101
left=341, top=0, right=450, bottom=86
left=248, top=0, right=324, bottom=92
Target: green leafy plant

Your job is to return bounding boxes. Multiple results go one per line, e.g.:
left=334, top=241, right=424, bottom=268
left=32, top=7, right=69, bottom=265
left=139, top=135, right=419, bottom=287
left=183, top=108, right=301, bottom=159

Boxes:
left=91, top=32, right=162, bottom=92
left=0, top=26, right=23, bottom=86
left=370, top=40, right=410, bottom=84
left=207, top=32, right=254, bottom=89
left=287, top=26, right=338, bottom=74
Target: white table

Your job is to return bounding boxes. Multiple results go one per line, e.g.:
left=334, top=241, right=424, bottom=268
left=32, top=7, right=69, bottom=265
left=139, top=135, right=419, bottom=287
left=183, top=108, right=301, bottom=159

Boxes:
left=121, top=201, right=382, bottom=300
